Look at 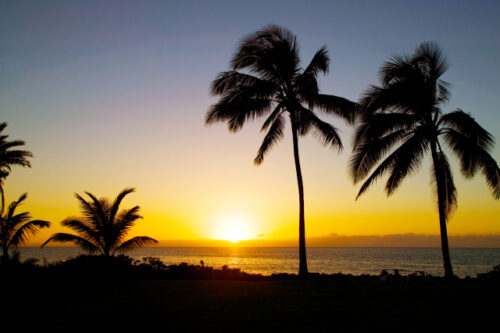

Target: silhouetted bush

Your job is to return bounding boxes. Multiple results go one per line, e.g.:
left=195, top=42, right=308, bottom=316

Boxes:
left=0, top=251, right=41, bottom=278
left=477, top=264, right=500, bottom=281
left=43, top=254, right=135, bottom=279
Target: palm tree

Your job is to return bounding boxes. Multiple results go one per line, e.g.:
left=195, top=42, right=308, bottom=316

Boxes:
left=350, top=42, right=500, bottom=278
left=0, top=123, right=33, bottom=214
left=0, top=193, right=50, bottom=263
left=206, top=25, right=358, bottom=276
left=42, top=188, right=157, bottom=256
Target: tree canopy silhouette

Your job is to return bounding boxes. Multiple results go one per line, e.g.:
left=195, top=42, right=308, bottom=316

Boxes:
left=0, top=123, right=33, bottom=214
left=350, top=42, right=500, bottom=278
left=0, top=193, right=50, bottom=263
left=206, top=25, right=358, bottom=276
left=42, top=188, right=157, bottom=256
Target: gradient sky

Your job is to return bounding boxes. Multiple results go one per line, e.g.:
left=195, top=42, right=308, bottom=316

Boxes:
left=1, top=0, right=499, bottom=246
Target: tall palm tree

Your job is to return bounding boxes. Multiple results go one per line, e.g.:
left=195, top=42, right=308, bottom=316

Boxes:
left=0, top=123, right=33, bottom=214
left=206, top=25, right=357, bottom=276
left=350, top=42, right=500, bottom=278
left=0, top=193, right=50, bottom=263
left=42, top=188, right=157, bottom=256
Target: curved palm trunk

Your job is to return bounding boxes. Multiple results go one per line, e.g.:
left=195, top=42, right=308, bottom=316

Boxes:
left=430, top=143, right=454, bottom=279
left=291, top=120, right=308, bottom=277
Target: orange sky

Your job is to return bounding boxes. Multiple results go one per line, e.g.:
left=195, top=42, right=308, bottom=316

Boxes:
left=6, top=124, right=499, bottom=247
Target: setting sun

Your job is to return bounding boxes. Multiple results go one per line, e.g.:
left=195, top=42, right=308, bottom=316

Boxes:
left=213, top=216, right=254, bottom=243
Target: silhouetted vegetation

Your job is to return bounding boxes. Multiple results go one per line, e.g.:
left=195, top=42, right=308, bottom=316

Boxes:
left=350, top=42, right=500, bottom=278
left=0, top=122, right=33, bottom=213
left=477, top=264, right=500, bottom=281
left=4, top=252, right=500, bottom=283
left=41, top=188, right=157, bottom=256
left=0, top=193, right=50, bottom=263
left=206, top=25, right=358, bottom=276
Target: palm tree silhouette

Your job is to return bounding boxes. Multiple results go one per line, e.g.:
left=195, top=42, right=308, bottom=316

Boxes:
left=206, top=25, right=357, bottom=276
left=42, top=188, right=157, bottom=256
left=350, top=42, right=500, bottom=278
left=0, top=193, right=50, bottom=263
left=0, top=123, right=33, bottom=214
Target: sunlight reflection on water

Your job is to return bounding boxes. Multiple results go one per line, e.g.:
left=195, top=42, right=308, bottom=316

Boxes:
left=18, top=247, right=500, bottom=277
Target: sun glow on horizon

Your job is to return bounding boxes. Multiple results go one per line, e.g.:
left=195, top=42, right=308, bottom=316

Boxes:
left=213, top=215, right=255, bottom=243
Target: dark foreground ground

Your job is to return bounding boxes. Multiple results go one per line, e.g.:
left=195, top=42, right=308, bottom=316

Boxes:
left=2, top=278, right=499, bottom=332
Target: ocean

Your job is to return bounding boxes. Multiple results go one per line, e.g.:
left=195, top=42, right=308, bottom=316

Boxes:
left=17, top=247, right=500, bottom=278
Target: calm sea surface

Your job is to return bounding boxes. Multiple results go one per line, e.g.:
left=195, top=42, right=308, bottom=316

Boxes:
left=18, top=247, right=500, bottom=277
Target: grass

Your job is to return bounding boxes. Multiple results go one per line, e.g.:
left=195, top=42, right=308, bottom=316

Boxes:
left=3, top=278, right=499, bottom=332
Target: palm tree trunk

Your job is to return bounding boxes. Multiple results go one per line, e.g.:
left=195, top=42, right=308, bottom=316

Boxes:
left=0, top=184, right=5, bottom=215
left=2, top=245, right=9, bottom=264
left=430, top=143, right=454, bottom=279
left=291, top=119, right=308, bottom=277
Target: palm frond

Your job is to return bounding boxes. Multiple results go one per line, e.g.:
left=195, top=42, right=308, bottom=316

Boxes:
left=6, top=193, right=27, bottom=220
left=109, top=187, right=135, bottom=225
left=82, top=192, right=107, bottom=227
left=113, top=236, right=158, bottom=255
left=355, top=132, right=427, bottom=199
left=350, top=129, right=407, bottom=183
left=206, top=95, right=273, bottom=132
left=7, top=212, right=31, bottom=230
left=294, top=47, right=329, bottom=100
left=355, top=150, right=399, bottom=200
left=439, top=110, right=494, bottom=151
left=260, top=102, right=284, bottom=132
left=112, top=206, right=142, bottom=247
left=303, top=46, right=329, bottom=76
left=254, top=115, right=285, bottom=165
left=231, top=25, right=299, bottom=81
left=442, top=128, right=500, bottom=198
left=9, top=220, right=50, bottom=247
left=61, top=218, right=102, bottom=247
left=352, top=113, right=416, bottom=150
left=413, top=41, right=449, bottom=80
left=74, top=193, right=104, bottom=229
left=295, top=72, right=319, bottom=101
left=479, top=154, right=500, bottom=199
left=210, top=71, right=277, bottom=97
left=385, top=131, right=428, bottom=195
left=443, top=128, right=486, bottom=177
left=309, top=94, right=359, bottom=124
left=41, top=233, right=100, bottom=253
left=301, top=108, right=343, bottom=150
left=379, top=54, right=413, bottom=86
left=437, top=80, right=451, bottom=104
left=359, top=78, right=426, bottom=117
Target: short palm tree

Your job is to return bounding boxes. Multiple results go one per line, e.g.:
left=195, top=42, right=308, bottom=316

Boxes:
left=206, top=25, right=358, bottom=276
left=42, top=188, right=157, bottom=256
left=350, top=42, right=500, bottom=278
left=0, top=193, right=50, bottom=263
left=0, top=123, right=33, bottom=213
